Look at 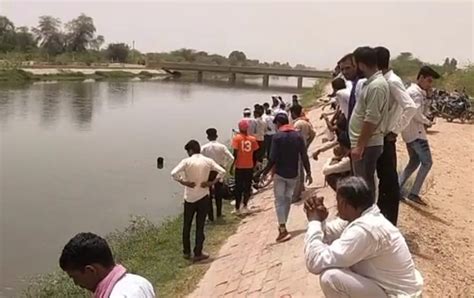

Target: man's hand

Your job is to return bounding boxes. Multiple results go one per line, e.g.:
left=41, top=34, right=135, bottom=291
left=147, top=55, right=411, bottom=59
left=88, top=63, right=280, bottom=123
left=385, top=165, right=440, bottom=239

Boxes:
left=201, top=181, right=215, bottom=188
left=312, top=149, right=321, bottom=160
left=180, top=180, right=196, bottom=188
left=386, top=132, right=397, bottom=142
left=304, top=196, right=328, bottom=222
left=351, top=146, right=364, bottom=161
left=305, top=174, right=313, bottom=185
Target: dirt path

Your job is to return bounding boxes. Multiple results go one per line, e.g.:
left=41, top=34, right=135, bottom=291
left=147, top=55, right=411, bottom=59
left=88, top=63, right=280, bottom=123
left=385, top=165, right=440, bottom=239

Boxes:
left=189, top=105, right=473, bottom=297
left=397, top=119, right=474, bottom=297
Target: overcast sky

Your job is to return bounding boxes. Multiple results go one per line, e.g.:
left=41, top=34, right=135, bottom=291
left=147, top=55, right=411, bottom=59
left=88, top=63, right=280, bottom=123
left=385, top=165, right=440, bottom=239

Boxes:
left=2, top=0, right=473, bottom=69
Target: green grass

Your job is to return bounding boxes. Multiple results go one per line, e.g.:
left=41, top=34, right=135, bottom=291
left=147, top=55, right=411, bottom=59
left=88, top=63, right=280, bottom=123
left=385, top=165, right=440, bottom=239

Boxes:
left=0, top=69, right=34, bottom=81
left=300, top=79, right=330, bottom=108
left=24, top=203, right=242, bottom=298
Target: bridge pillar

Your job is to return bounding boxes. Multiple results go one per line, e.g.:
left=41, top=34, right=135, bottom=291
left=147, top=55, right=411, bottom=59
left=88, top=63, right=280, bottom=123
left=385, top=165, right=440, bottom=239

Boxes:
left=297, top=77, right=303, bottom=89
left=229, top=73, right=237, bottom=84
left=197, top=71, right=203, bottom=83
left=263, top=75, right=270, bottom=87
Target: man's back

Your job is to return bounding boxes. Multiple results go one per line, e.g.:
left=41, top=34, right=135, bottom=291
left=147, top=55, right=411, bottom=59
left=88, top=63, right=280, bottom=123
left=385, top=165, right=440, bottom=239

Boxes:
left=201, top=141, right=233, bottom=167
left=250, top=117, right=266, bottom=141
left=271, top=129, right=306, bottom=179
left=294, top=118, right=315, bottom=146
left=110, top=273, right=156, bottom=298
left=232, top=133, right=258, bottom=169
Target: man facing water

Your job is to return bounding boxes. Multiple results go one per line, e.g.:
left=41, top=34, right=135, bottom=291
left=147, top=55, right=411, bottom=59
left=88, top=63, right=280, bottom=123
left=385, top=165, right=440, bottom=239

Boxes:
left=201, top=128, right=234, bottom=221
left=171, top=140, right=226, bottom=261
left=60, top=233, right=156, bottom=298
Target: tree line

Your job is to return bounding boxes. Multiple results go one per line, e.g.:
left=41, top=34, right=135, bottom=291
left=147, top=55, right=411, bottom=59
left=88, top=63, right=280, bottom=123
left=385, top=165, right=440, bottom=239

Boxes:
left=0, top=14, right=312, bottom=69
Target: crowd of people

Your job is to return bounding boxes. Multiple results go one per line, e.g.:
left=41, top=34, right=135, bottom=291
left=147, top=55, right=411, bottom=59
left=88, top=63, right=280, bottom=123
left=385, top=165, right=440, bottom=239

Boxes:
left=56, top=46, right=439, bottom=297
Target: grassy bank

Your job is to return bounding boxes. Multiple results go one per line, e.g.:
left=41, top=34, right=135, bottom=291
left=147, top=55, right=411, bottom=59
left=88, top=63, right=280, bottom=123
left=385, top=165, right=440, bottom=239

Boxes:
left=0, top=69, right=162, bottom=83
left=25, top=203, right=241, bottom=298
left=300, top=79, right=330, bottom=108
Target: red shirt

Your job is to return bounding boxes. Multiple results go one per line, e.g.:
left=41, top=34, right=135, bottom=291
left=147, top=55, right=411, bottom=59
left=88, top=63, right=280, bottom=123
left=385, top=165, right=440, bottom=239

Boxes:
left=232, top=133, right=259, bottom=169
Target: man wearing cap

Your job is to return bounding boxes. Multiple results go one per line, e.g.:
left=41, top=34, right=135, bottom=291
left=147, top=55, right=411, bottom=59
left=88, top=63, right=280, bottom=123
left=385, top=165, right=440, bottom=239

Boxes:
left=231, top=119, right=259, bottom=214
left=261, top=113, right=312, bottom=242
left=202, top=128, right=234, bottom=221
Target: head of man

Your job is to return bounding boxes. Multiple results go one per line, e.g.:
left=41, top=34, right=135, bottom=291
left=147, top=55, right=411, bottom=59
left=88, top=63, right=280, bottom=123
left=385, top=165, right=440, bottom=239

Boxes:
left=374, top=46, right=390, bottom=72
left=273, top=113, right=289, bottom=129
left=353, top=46, right=378, bottom=78
left=336, top=177, right=374, bottom=222
left=206, top=128, right=218, bottom=141
left=238, top=119, right=249, bottom=134
left=184, top=140, right=201, bottom=156
left=417, top=66, right=441, bottom=91
left=243, top=108, right=252, bottom=118
left=254, top=104, right=264, bottom=118
left=279, top=103, right=286, bottom=110
left=271, top=96, right=279, bottom=107
left=338, top=53, right=357, bottom=81
left=263, top=102, right=270, bottom=111
left=333, top=143, right=350, bottom=159
left=59, top=233, right=115, bottom=292
left=292, top=95, right=298, bottom=104
left=290, top=104, right=303, bottom=120
left=330, top=77, right=346, bottom=96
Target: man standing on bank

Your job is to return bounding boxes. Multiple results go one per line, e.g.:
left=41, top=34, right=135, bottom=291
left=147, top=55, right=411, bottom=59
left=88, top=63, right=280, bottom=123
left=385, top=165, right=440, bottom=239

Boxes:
left=171, top=140, right=226, bottom=262
left=399, top=66, right=440, bottom=205
left=373, top=47, right=417, bottom=225
left=261, top=113, right=312, bottom=242
left=349, top=46, right=389, bottom=197
left=201, top=128, right=234, bottom=221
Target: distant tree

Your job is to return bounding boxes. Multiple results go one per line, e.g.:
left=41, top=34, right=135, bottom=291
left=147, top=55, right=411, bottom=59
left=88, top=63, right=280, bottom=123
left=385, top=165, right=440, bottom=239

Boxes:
left=170, top=48, right=196, bottom=62
left=15, top=26, right=37, bottom=52
left=0, top=16, right=16, bottom=52
left=65, top=14, right=97, bottom=52
left=89, top=35, right=105, bottom=51
left=228, top=50, right=246, bottom=65
left=391, top=52, right=423, bottom=79
left=33, top=16, right=65, bottom=56
left=106, top=43, right=129, bottom=62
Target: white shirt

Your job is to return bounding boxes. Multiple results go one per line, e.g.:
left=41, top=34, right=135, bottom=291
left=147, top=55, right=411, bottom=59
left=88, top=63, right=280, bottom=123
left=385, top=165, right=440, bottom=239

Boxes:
left=335, top=88, right=350, bottom=118
left=262, top=114, right=276, bottom=135
left=384, top=70, right=417, bottom=135
left=273, top=108, right=288, bottom=116
left=322, top=156, right=351, bottom=176
left=201, top=141, right=234, bottom=167
left=401, top=84, right=432, bottom=143
left=304, top=205, right=423, bottom=297
left=171, top=154, right=226, bottom=202
left=249, top=117, right=267, bottom=141
left=110, top=273, right=156, bottom=298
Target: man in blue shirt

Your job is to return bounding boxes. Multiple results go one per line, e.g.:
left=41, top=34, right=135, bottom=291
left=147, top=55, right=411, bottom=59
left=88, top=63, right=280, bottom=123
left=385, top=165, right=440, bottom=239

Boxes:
left=260, top=113, right=312, bottom=242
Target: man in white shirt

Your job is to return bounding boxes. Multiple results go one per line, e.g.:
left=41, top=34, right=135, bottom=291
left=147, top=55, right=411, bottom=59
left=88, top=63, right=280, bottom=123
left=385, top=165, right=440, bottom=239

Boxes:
left=60, top=233, right=156, bottom=298
left=304, top=177, right=423, bottom=298
left=374, top=47, right=417, bottom=225
left=171, top=140, right=226, bottom=261
left=329, top=77, right=350, bottom=120
left=322, top=139, right=351, bottom=191
left=201, top=128, right=234, bottom=221
left=262, top=106, right=276, bottom=158
left=399, top=66, right=440, bottom=206
left=249, top=105, right=267, bottom=164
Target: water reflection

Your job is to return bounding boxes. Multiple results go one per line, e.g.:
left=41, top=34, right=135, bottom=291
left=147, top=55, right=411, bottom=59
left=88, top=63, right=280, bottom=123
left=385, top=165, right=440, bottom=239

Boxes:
left=41, top=84, right=61, bottom=128
left=69, top=83, right=96, bottom=130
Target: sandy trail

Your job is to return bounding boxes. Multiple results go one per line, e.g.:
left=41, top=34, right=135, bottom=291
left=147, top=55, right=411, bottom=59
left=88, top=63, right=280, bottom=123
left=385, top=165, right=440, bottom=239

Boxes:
left=397, top=119, right=474, bottom=296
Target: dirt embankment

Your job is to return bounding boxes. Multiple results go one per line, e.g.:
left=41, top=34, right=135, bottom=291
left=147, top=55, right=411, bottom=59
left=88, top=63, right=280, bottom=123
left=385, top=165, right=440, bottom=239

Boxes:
left=397, top=119, right=474, bottom=296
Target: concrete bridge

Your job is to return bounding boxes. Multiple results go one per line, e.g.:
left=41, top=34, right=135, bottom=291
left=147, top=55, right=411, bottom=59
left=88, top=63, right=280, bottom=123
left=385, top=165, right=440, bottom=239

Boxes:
left=158, top=62, right=332, bottom=88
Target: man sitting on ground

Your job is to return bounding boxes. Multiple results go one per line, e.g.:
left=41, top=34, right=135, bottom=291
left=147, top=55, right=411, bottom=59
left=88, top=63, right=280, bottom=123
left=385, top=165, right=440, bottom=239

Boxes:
left=304, top=177, right=423, bottom=298
left=60, top=232, right=156, bottom=298
left=322, top=140, right=351, bottom=191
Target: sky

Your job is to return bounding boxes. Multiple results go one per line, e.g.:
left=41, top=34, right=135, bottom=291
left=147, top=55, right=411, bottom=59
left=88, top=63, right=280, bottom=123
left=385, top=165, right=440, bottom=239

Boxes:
left=1, top=0, right=473, bottom=69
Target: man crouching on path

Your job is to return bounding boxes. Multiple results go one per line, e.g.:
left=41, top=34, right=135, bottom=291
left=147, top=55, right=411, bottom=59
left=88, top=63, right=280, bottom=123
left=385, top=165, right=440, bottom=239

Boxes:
left=304, top=176, right=423, bottom=297
left=171, top=140, right=226, bottom=262
left=260, top=113, right=312, bottom=242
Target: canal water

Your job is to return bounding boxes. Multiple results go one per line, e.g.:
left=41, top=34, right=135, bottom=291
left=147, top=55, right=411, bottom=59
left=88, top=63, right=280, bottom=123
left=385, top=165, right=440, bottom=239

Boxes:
left=0, top=77, right=315, bottom=295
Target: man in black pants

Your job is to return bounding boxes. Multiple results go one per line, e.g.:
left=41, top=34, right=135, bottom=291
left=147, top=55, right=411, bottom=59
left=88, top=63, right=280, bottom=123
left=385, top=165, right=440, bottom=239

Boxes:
left=374, top=47, right=417, bottom=225
left=171, top=140, right=226, bottom=261
left=201, top=128, right=234, bottom=221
